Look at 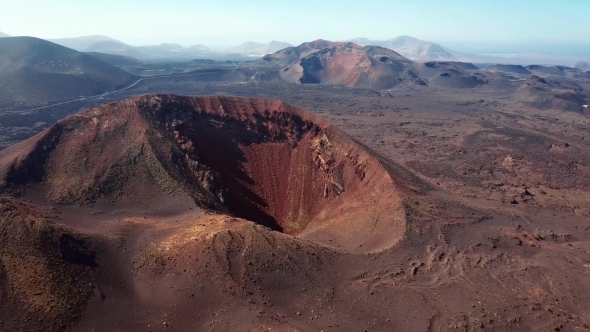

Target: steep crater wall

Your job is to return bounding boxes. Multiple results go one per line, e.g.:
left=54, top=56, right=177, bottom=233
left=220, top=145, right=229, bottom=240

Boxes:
left=138, top=96, right=406, bottom=238
left=1, top=95, right=408, bottom=251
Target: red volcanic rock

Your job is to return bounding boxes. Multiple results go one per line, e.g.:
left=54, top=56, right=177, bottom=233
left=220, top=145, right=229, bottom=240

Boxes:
left=280, top=44, right=428, bottom=89
left=3, top=94, right=589, bottom=331
left=257, top=40, right=466, bottom=89
left=0, top=94, right=412, bottom=330
left=0, top=94, right=407, bottom=251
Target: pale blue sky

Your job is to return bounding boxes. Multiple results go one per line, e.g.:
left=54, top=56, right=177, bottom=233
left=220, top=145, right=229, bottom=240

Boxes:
left=2, top=0, right=590, bottom=52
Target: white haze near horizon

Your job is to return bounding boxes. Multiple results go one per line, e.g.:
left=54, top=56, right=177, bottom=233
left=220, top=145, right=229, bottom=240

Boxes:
left=2, top=0, right=590, bottom=55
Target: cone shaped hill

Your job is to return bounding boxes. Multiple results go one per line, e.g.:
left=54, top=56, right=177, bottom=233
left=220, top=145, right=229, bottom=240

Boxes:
left=256, top=39, right=485, bottom=89
left=0, top=94, right=419, bottom=329
left=0, top=95, right=410, bottom=251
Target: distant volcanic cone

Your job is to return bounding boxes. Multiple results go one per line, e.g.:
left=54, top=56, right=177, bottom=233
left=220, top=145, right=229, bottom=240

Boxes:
left=0, top=94, right=407, bottom=252
left=279, top=44, right=430, bottom=89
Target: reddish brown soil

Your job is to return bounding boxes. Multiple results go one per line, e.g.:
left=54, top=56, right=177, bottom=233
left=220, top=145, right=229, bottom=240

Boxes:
left=278, top=43, right=471, bottom=89
left=280, top=44, right=419, bottom=89
left=1, top=94, right=590, bottom=331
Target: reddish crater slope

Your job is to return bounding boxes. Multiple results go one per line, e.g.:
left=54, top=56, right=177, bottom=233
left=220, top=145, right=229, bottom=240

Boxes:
left=2, top=95, right=590, bottom=331
left=0, top=95, right=411, bottom=330
left=280, top=44, right=443, bottom=89
left=255, top=39, right=484, bottom=89
left=0, top=94, right=406, bottom=251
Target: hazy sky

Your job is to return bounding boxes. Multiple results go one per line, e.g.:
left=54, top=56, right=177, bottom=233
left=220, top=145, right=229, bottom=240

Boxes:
left=2, top=0, right=590, bottom=51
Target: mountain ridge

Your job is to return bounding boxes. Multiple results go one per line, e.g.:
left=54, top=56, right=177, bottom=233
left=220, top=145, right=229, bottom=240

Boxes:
left=0, top=36, right=135, bottom=106
left=348, top=36, right=487, bottom=62
left=48, top=35, right=292, bottom=60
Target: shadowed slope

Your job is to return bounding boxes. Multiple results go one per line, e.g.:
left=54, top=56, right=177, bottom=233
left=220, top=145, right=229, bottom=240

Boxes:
left=0, top=37, right=135, bottom=105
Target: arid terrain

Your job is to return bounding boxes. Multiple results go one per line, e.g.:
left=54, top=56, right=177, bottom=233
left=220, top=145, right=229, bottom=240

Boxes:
left=1, top=37, right=590, bottom=331
left=0, top=37, right=136, bottom=111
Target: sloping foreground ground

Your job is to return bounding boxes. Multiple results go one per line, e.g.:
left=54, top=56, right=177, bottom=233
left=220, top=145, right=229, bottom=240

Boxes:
left=0, top=95, right=589, bottom=331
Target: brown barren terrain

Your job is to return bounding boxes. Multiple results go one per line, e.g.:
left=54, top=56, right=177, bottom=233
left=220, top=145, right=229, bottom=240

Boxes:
left=1, top=66, right=590, bottom=331
left=1, top=95, right=412, bottom=330
left=0, top=37, right=135, bottom=111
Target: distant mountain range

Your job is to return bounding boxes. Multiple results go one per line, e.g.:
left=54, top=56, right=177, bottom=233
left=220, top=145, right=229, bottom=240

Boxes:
left=347, top=36, right=511, bottom=64
left=349, top=36, right=460, bottom=61
left=44, top=36, right=292, bottom=61
left=226, top=41, right=293, bottom=56
left=49, top=34, right=488, bottom=63
left=347, top=36, right=590, bottom=65
left=48, top=35, right=118, bottom=51
left=1, top=31, right=586, bottom=65
left=47, top=36, right=214, bottom=61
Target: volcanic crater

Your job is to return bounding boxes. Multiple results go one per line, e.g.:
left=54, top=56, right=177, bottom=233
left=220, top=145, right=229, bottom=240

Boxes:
left=0, top=94, right=418, bottom=330
left=0, top=94, right=407, bottom=251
